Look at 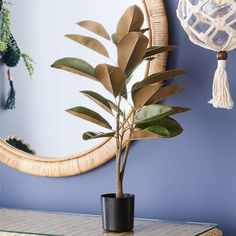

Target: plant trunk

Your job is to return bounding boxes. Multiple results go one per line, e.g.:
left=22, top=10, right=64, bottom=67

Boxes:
left=116, top=171, right=123, bottom=198
left=116, top=96, right=123, bottom=198
left=116, top=132, right=123, bottom=198
left=120, top=141, right=131, bottom=181
left=121, top=113, right=135, bottom=181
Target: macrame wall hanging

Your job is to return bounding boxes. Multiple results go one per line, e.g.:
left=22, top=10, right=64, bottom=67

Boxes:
left=177, top=0, right=236, bottom=109
left=0, top=0, right=34, bottom=110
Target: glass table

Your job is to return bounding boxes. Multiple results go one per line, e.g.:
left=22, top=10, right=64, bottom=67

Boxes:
left=0, top=208, right=222, bottom=236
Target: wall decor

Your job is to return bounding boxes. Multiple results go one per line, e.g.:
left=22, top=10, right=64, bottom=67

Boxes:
left=0, top=0, right=34, bottom=109
left=51, top=4, right=189, bottom=232
left=0, top=0, right=171, bottom=177
left=177, top=0, right=236, bottom=109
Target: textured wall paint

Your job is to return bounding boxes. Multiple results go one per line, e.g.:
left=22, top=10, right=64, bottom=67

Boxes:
left=0, top=1, right=236, bottom=236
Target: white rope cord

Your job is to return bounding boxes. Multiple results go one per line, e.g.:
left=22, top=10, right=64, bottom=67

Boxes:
left=177, top=0, right=236, bottom=109
left=177, top=0, right=236, bottom=51
left=209, top=60, right=233, bottom=108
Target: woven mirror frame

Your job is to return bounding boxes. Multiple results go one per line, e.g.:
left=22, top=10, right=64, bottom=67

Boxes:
left=0, top=0, right=169, bottom=177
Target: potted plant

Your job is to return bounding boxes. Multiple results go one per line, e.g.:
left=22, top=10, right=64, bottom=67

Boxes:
left=51, top=5, right=189, bottom=233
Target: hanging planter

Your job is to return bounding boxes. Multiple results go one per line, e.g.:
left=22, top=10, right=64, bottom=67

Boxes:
left=177, top=0, right=236, bottom=109
left=0, top=0, right=34, bottom=110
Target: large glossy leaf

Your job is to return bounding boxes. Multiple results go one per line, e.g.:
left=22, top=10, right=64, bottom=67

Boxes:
left=125, top=59, right=144, bottom=83
left=133, top=70, right=186, bottom=90
left=134, top=104, right=173, bottom=125
left=144, top=126, right=172, bottom=137
left=80, top=90, right=114, bottom=115
left=77, top=20, right=110, bottom=40
left=66, top=106, right=112, bottom=129
left=171, top=107, right=191, bottom=115
left=144, top=46, right=176, bottom=58
left=146, top=85, right=184, bottom=105
left=51, top=58, right=96, bottom=80
left=126, top=47, right=176, bottom=80
left=116, top=5, right=144, bottom=42
left=117, top=32, right=148, bottom=72
left=83, top=131, right=115, bottom=140
left=95, top=64, right=126, bottom=97
left=120, top=84, right=128, bottom=100
left=136, top=117, right=183, bottom=138
left=65, top=34, right=109, bottom=58
left=132, top=83, right=162, bottom=108
left=130, top=129, right=161, bottom=140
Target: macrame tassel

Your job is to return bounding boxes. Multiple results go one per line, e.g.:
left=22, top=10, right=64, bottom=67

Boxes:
left=5, top=68, right=16, bottom=110
left=208, top=51, right=233, bottom=109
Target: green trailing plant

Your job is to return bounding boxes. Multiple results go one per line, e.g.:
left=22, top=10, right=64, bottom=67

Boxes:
left=0, top=0, right=35, bottom=109
left=21, top=53, right=34, bottom=77
left=0, top=8, right=10, bottom=52
left=2, top=33, right=21, bottom=67
left=52, top=5, right=190, bottom=198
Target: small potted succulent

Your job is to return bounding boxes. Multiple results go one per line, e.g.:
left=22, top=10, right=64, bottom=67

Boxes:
left=52, top=5, right=189, bottom=233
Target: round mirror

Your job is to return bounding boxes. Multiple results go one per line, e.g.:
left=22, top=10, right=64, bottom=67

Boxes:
left=0, top=0, right=168, bottom=176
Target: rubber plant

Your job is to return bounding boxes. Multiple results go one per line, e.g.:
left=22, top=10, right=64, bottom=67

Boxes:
left=52, top=5, right=189, bottom=231
left=0, top=0, right=34, bottom=109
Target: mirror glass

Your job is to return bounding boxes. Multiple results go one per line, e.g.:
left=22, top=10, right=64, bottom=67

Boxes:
left=0, top=0, right=148, bottom=157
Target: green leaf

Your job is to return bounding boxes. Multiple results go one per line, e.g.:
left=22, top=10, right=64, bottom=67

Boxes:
left=80, top=90, right=114, bottom=115
left=144, top=46, right=176, bottom=58
left=51, top=58, right=96, bottom=80
left=144, top=126, right=171, bottom=137
left=77, top=20, right=110, bottom=40
left=130, top=129, right=161, bottom=140
left=83, top=131, right=115, bottom=140
left=111, top=33, right=118, bottom=46
left=65, top=34, right=109, bottom=58
left=66, top=106, right=112, bottom=129
left=133, top=70, right=187, bottom=91
left=134, top=104, right=173, bottom=125
left=136, top=117, right=183, bottom=138
left=21, top=53, right=34, bottom=77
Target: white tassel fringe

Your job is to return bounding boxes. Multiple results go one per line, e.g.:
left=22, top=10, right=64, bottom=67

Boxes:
left=208, top=60, right=234, bottom=109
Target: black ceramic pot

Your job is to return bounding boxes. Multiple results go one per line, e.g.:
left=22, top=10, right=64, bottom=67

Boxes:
left=101, top=193, right=135, bottom=232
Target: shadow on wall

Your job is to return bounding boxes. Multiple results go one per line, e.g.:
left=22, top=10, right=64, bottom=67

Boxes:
left=164, top=0, right=179, bottom=70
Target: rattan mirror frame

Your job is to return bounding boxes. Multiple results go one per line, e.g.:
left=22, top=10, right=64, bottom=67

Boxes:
left=0, top=0, right=168, bottom=177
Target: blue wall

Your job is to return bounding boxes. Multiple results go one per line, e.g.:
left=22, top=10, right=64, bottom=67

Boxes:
left=0, top=1, right=236, bottom=235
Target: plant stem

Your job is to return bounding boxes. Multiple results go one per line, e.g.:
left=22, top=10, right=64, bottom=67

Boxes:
left=120, top=111, right=135, bottom=181
left=120, top=140, right=131, bottom=182
left=116, top=95, right=123, bottom=198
